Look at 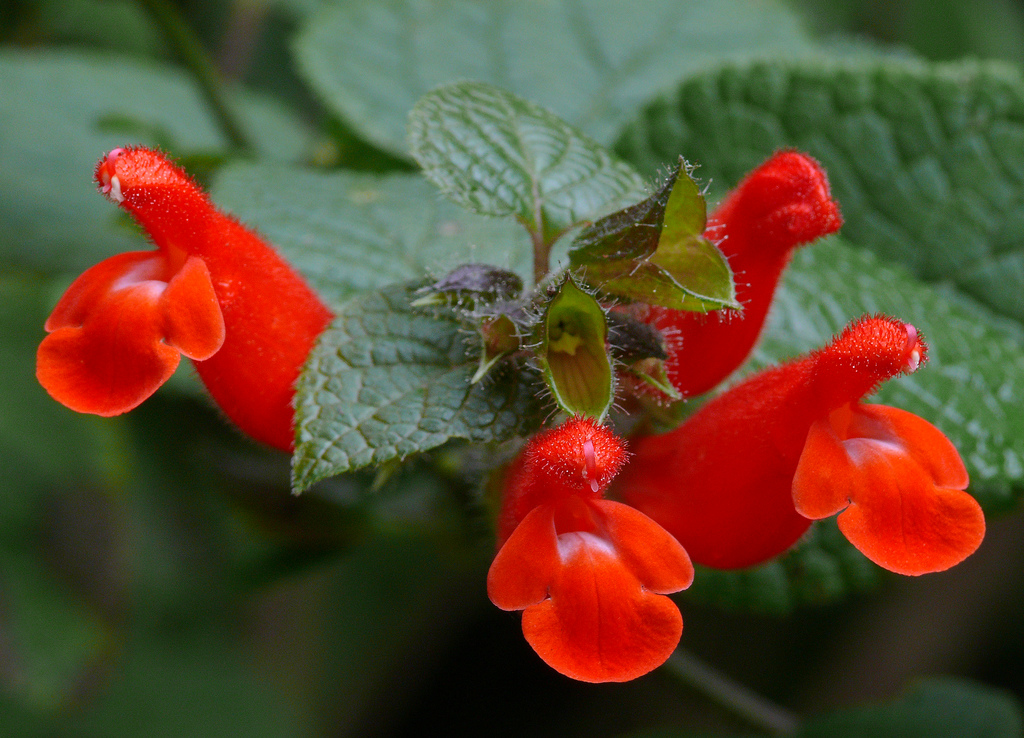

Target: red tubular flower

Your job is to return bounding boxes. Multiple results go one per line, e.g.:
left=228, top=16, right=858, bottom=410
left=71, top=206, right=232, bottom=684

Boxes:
left=37, top=147, right=333, bottom=451
left=488, top=417, right=693, bottom=682
left=646, top=150, right=842, bottom=398
left=616, top=315, right=984, bottom=574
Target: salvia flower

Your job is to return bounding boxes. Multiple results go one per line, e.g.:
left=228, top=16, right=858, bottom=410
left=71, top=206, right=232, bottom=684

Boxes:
left=37, top=147, right=333, bottom=451
left=645, top=150, right=843, bottom=398
left=488, top=416, right=694, bottom=682
left=617, top=315, right=984, bottom=575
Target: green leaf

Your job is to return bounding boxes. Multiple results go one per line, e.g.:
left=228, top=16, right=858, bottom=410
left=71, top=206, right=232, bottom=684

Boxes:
left=539, top=277, right=614, bottom=421
left=0, top=50, right=311, bottom=274
left=615, top=58, right=1024, bottom=327
left=211, top=165, right=531, bottom=308
left=294, top=0, right=814, bottom=155
left=571, top=159, right=737, bottom=310
left=800, top=678, right=1022, bottom=738
left=292, top=282, right=542, bottom=491
left=409, top=81, right=647, bottom=246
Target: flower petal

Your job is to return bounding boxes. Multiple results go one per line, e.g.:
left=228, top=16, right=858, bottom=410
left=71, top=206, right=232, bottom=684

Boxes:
left=848, top=404, right=969, bottom=490
left=44, top=251, right=166, bottom=331
left=521, top=528, right=683, bottom=683
left=590, top=499, right=693, bottom=594
left=792, top=412, right=863, bottom=519
left=835, top=451, right=985, bottom=575
left=37, top=256, right=180, bottom=416
left=794, top=405, right=983, bottom=575
left=487, top=504, right=560, bottom=611
left=161, top=255, right=225, bottom=360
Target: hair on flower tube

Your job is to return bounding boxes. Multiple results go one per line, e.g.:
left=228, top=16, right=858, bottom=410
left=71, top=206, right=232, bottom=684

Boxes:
left=488, top=416, right=694, bottom=682
left=617, top=315, right=984, bottom=575
left=37, top=147, right=333, bottom=451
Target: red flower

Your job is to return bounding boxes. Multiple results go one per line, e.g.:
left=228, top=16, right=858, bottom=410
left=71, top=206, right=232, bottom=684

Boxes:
left=37, top=147, right=333, bottom=451
left=645, top=150, right=842, bottom=398
left=488, top=417, right=693, bottom=682
left=617, top=316, right=984, bottom=574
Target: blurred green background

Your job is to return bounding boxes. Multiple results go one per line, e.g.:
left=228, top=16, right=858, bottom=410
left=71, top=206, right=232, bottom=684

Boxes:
left=2, top=1, right=1024, bottom=736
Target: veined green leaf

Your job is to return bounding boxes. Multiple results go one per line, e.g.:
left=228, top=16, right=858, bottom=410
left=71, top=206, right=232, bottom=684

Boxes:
left=616, top=58, right=1024, bottom=326
left=294, top=0, right=814, bottom=155
left=408, top=81, right=647, bottom=246
left=211, top=165, right=531, bottom=308
left=292, top=282, right=541, bottom=491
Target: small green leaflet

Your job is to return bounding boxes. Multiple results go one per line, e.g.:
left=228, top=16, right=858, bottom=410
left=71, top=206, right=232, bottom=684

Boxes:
left=570, top=158, right=737, bottom=311
left=292, top=283, right=541, bottom=491
left=408, top=81, right=647, bottom=247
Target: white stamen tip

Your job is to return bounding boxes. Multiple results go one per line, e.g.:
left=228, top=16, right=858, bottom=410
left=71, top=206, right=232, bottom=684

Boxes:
left=905, top=323, right=920, bottom=372
left=908, top=349, right=920, bottom=373
left=108, top=174, right=123, bottom=203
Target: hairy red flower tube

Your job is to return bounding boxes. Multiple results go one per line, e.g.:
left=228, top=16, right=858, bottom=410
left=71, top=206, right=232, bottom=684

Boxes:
left=37, top=147, right=333, bottom=451
left=645, top=150, right=842, bottom=398
left=488, top=417, right=694, bottom=682
left=616, top=315, right=984, bottom=574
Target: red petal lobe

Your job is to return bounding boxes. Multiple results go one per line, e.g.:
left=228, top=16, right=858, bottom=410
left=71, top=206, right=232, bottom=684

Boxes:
left=162, top=255, right=225, bottom=360
left=590, top=499, right=693, bottom=593
left=37, top=276, right=179, bottom=416
left=835, top=450, right=984, bottom=575
left=792, top=415, right=862, bottom=519
left=849, top=404, right=969, bottom=490
left=487, top=504, right=559, bottom=611
left=521, top=532, right=683, bottom=683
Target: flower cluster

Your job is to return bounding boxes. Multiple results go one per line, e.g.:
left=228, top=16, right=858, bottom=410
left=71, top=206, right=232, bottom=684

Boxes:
left=490, top=151, right=984, bottom=681
left=38, top=146, right=985, bottom=686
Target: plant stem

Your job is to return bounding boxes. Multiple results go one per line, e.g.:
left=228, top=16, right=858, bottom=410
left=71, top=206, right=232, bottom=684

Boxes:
left=662, top=650, right=800, bottom=735
left=531, top=226, right=549, bottom=286
left=137, top=0, right=254, bottom=155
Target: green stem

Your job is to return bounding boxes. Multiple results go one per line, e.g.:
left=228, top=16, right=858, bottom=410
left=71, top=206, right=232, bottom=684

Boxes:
left=137, top=0, right=254, bottom=155
left=662, top=650, right=800, bottom=735
left=529, top=224, right=549, bottom=286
